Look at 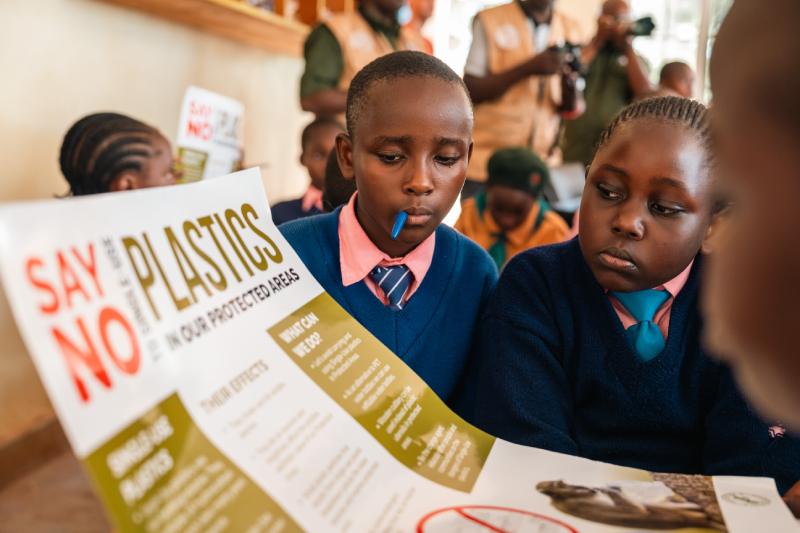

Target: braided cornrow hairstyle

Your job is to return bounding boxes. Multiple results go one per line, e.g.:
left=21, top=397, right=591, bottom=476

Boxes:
left=595, top=96, right=712, bottom=166
left=59, top=113, right=158, bottom=196
left=594, top=96, right=724, bottom=212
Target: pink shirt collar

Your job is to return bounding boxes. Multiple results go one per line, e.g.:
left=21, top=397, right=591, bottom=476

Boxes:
left=302, top=184, right=324, bottom=213
left=606, top=260, right=694, bottom=339
left=338, top=192, right=435, bottom=300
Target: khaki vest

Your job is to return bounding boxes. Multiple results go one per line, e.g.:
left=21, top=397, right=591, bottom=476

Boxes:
left=324, top=11, right=428, bottom=93
left=469, top=4, right=583, bottom=181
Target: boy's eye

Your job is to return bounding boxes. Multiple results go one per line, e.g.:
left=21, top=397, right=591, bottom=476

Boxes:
left=651, top=203, right=683, bottom=216
left=597, top=184, right=622, bottom=200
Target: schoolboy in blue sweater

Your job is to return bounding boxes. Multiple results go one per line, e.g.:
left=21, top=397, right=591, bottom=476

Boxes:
left=472, top=96, right=800, bottom=494
left=280, top=51, right=497, bottom=402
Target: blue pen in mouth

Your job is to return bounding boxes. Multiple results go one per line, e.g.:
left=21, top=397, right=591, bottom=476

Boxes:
left=391, top=212, right=408, bottom=240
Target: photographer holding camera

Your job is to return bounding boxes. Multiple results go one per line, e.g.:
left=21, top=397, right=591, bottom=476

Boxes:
left=461, top=0, right=585, bottom=200
left=560, top=0, right=655, bottom=167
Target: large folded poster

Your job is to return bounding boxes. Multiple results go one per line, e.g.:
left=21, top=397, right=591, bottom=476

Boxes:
left=0, top=169, right=796, bottom=533
left=175, top=86, right=243, bottom=183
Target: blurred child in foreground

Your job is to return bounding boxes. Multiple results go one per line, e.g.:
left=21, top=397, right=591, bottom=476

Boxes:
left=701, top=0, right=800, bottom=511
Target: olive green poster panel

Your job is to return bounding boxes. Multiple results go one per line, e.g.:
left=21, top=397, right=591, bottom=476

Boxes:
left=267, top=293, right=496, bottom=493
left=84, top=393, right=304, bottom=533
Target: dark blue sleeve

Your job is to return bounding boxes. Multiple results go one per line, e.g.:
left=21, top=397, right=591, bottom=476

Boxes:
left=472, top=254, right=579, bottom=456
left=272, top=199, right=303, bottom=226
left=703, top=367, right=800, bottom=495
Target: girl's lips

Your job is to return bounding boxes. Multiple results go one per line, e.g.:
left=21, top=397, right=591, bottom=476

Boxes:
left=599, top=252, right=636, bottom=270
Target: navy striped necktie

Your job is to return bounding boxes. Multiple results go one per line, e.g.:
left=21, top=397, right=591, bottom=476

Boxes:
left=370, top=265, right=412, bottom=312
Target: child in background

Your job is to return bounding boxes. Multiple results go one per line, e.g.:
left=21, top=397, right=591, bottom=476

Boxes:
left=280, top=51, right=497, bottom=402
left=322, top=148, right=357, bottom=213
left=271, top=118, right=344, bottom=225
left=471, top=96, right=800, bottom=494
left=651, top=62, right=695, bottom=99
left=703, top=0, right=800, bottom=511
left=60, top=113, right=183, bottom=195
left=455, top=147, right=568, bottom=271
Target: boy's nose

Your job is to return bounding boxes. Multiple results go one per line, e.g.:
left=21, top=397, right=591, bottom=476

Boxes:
left=404, top=163, right=434, bottom=196
left=611, top=205, right=645, bottom=240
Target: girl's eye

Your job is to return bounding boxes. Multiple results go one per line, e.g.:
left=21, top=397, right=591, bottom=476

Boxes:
left=378, top=153, right=404, bottom=164
left=652, top=203, right=683, bottom=216
left=435, top=155, right=460, bottom=166
left=597, top=184, right=622, bottom=200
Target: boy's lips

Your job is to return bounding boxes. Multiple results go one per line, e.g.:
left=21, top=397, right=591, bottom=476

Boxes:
left=598, top=247, right=637, bottom=271
left=402, top=207, right=433, bottom=226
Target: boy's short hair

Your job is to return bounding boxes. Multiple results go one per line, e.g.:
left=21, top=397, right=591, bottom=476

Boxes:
left=60, top=112, right=157, bottom=196
left=345, top=51, right=473, bottom=139
left=301, top=117, right=344, bottom=151
left=323, top=148, right=357, bottom=211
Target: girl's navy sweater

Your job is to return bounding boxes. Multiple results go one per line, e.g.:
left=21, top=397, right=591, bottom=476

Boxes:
left=472, top=238, right=800, bottom=494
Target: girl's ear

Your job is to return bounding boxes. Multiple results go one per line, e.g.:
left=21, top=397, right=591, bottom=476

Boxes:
left=336, top=132, right=356, bottom=182
left=700, top=203, right=733, bottom=255
left=108, top=173, right=137, bottom=192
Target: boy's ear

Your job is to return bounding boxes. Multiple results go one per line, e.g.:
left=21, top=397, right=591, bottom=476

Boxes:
left=700, top=203, right=732, bottom=255
left=584, top=164, right=591, bottom=181
left=109, top=173, right=137, bottom=192
left=336, top=132, right=356, bottom=182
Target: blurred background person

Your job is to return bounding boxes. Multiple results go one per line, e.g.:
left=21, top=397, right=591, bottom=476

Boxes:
left=404, top=0, right=435, bottom=54
left=455, top=147, right=568, bottom=271
left=560, top=0, right=654, bottom=168
left=651, top=61, right=695, bottom=98
left=322, top=148, right=357, bottom=213
left=461, top=0, right=585, bottom=200
left=299, top=0, right=428, bottom=118
left=272, top=117, right=344, bottom=225
left=60, top=113, right=183, bottom=196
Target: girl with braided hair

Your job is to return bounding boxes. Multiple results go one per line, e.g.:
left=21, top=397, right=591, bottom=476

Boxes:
left=470, top=96, right=800, bottom=495
left=60, top=112, right=183, bottom=196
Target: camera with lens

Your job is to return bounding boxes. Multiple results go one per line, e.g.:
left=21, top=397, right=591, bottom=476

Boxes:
left=624, top=16, right=656, bottom=37
left=548, top=41, right=586, bottom=76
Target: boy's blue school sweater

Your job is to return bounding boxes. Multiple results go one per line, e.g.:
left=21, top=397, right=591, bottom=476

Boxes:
left=279, top=207, right=498, bottom=402
left=472, top=238, right=800, bottom=494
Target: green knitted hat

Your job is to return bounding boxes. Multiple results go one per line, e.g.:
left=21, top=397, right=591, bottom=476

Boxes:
left=486, top=147, right=549, bottom=197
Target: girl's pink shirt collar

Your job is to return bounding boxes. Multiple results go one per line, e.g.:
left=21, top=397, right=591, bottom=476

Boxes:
left=606, top=260, right=695, bottom=340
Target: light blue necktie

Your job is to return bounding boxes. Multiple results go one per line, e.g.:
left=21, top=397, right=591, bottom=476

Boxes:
left=370, top=265, right=412, bottom=312
left=610, top=289, right=671, bottom=362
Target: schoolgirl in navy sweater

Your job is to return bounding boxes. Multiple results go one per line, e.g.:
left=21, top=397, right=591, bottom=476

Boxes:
left=472, top=97, right=800, bottom=494
left=280, top=52, right=497, bottom=402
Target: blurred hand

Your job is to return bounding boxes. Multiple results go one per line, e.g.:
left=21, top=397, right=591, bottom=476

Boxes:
left=526, top=49, right=567, bottom=76
left=561, top=67, right=580, bottom=90
left=593, top=15, right=616, bottom=47
left=783, top=479, right=800, bottom=518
